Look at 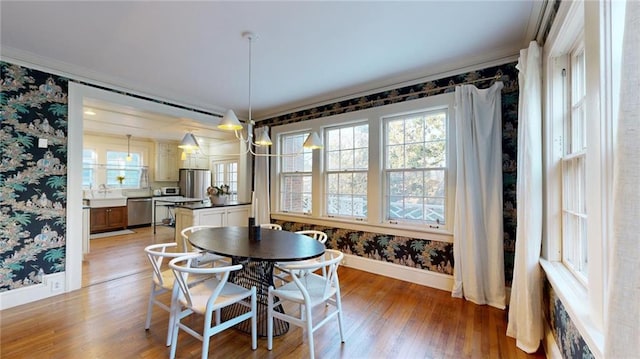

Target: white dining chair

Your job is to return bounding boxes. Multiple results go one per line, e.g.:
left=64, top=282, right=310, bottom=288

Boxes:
left=274, top=230, right=328, bottom=283
left=169, top=254, right=257, bottom=359
left=267, top=249, right=345, bottom=359
left=260, top=223, right=282, bottom=230
left=144, top=242, right=207, bottom=346
left=180, top=225, right=230, bottom=267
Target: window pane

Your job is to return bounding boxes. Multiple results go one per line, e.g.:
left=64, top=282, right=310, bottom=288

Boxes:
left=280, top=174, right=312, bottom=213
left=386, top=145, right=405, bottom=169
left=280, top=132, right=314, bottom=214
left=384, top=108, right=448, bottom=226
left=105, top=151, right=141, bottom=188
left=212, top=161, right=238, bottom=200
left=82, top=149, right=97, bottom=187
left=324, top=122, right=369, bottom=219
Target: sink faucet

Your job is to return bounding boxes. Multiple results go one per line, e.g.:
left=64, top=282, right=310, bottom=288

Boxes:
left=98, top=184, right=107, bottom=197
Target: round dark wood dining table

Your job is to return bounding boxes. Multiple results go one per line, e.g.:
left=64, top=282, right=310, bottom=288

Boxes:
left=188, top=226, right=325, bottom=337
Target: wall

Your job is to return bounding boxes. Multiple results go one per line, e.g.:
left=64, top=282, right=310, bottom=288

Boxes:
left=0, top=61, right=68, bottom=292
left=263, top=61, right=520, bottom=286
left=543, top=277, right=595, bottom=359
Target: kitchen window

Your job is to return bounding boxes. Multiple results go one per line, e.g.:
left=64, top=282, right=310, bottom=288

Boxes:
left=82, top=149, right=97, bottom=188
left=105, top=151, right=142, bottom=188
left=213, top=161, right=238, bottom=200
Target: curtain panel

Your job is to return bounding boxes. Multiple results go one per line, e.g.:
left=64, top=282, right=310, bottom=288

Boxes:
left=452, top=82, right=506, bottom=309
left=254, top=126, right=272, bottom=225
left=605, top=1, right=640, bottom=356
left=506, top=40, right=543, bottom=353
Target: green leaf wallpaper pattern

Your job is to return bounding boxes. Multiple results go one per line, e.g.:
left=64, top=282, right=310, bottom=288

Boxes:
left=1, top=61, right=68, bottom=291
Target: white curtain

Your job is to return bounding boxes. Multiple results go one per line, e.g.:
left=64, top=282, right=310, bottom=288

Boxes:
left=605, top=1, right=640, bottom=357
left=452, top=81, right=506, bottom=309
left=506, top=40, right=543, bottom=353
left=254, top=126, right=272, bottom=225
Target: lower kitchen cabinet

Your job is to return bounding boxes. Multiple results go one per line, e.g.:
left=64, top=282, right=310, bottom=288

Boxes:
left=173, top=205, right=250, bottom=249
left=90, top=206, right=128, bottom=234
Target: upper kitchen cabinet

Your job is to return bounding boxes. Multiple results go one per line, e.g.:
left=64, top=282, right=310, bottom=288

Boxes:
left=155, top=141, right=179, bottom=181
left=179, top=149, right=209, bottom=170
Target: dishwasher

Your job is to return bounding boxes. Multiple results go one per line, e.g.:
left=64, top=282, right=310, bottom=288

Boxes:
left=127, top=197, right=152, bottom=228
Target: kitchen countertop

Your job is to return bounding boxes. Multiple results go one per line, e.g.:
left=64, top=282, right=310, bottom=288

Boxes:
left=176, top=201, right=251, bottom=210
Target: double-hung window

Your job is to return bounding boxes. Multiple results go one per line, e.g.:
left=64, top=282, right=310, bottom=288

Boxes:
left=541, top=1, right=625, bottom=353
left=271, top=92, right=454, bottom=231
left=383, top=108, right=449, bottom=227
left=562, top=43, right=588, bottom=282
left=279, top=132, right=313, bottom=214
left=105, top=151, right=142, bottom=188
left=213, top=161, right=238, bottom=200
left=325, top=123, right=368, bottom=219
left=82, top=149, right=97, bottom=188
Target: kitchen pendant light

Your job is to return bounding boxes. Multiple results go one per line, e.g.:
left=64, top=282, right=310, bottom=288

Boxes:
left=178, top=132, right=200, bottom=152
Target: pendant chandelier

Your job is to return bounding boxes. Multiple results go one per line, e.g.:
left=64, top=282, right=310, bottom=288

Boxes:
left=217, top=31, right=322, bottom=155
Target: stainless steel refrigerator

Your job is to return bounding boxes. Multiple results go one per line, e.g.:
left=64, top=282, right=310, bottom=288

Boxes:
left=178, top=168, right=211, bottom=199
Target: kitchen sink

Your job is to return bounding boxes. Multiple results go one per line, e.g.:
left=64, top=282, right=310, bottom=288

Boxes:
left=86, top=197, right=127, bottom=208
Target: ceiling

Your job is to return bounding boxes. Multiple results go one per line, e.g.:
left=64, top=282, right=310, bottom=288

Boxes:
left=1, top=1, right=545, bottom=142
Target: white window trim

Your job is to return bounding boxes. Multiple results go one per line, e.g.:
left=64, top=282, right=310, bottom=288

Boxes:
left=541, top=1, right=623, bottom=357
left=271, top=92, right=455, bottom=239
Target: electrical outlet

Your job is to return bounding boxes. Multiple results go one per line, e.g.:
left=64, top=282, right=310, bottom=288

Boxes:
left=50, top=279, right=63, bottom=293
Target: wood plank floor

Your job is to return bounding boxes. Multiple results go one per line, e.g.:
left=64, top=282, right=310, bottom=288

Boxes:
left=1, top=226, right=546, bottom=359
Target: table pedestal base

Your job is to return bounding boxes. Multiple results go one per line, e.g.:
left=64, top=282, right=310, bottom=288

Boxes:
left=222, top=258, right=289, bottom=337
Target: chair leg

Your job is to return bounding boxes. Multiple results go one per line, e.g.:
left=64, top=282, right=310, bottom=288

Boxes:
left=201, top=311, right=213, bottom=359
left=166, top=285, right=180, bottom=346
left=335, top=289, right=345, bottom=343
left=305, top=304, right=315, bottom=359
left=267, top=288, right=274, bottom=350
left=251, top=287, right=257, bottom=350
left=169, top=312, right=181, bottom=359
left=145, top=283, right=156, bottom=330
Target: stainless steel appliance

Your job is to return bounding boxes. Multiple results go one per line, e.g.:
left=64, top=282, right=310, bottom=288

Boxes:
left=178, top=169, right=211, bottom=199
left=161, top=186, right=180, bottom=196
left=127, top=197, right=152, bottom=227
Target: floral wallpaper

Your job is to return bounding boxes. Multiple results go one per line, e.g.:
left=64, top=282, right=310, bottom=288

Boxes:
left=0, top=62, right=68, bottom=292
left=263, top=61, right=520, bottom=285
left=275, top=220, right=454, bottom=274
left=544, top=278, right=594, bottom=359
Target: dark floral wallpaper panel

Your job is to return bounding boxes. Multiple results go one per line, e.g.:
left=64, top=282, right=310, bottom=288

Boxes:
left=543, top=278, right=595, bottom=359
left=0, top=62, right=68, bottom=292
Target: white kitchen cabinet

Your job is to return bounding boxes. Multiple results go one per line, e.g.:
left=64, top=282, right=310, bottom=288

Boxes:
left=155, top=141, right=179, bottom=181
left=179, top=151, right=209, bottom=170
left=173, top=205, right=250, bottom=248
left=226, top=206, right=251, bottom=226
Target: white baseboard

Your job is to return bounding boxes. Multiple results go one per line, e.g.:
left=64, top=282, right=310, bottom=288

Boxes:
left=0, top=272, right=66, bottom=310
left=342, top=253, right=453, bottom=292
left=543, top=317, right=563, bottom=359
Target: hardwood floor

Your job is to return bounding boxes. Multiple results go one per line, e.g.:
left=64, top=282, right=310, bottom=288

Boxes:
left=2, top=226, right=546, bottom=359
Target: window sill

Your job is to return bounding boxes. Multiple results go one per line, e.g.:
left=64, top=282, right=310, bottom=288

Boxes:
left=539, top=258, right=604, bottom=358
left=271, top=212, right=453, bottom=243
